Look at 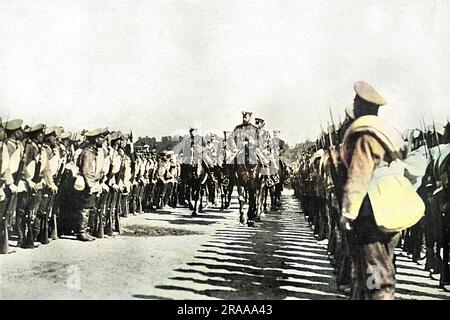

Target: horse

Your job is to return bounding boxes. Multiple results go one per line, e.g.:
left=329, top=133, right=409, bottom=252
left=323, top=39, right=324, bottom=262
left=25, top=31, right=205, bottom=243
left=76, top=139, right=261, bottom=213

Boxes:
left=268, top=158, right=289, bottom=209
left=232, top=149, right=264, bottom=227
left=181, top=158, right=209, bottom=216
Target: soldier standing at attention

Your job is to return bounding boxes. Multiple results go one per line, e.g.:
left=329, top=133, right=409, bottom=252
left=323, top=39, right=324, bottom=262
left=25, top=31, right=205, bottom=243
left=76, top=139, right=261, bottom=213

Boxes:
left=74, top=129, right=104, bottom=241
left=340, top=81, right=406, bottom=299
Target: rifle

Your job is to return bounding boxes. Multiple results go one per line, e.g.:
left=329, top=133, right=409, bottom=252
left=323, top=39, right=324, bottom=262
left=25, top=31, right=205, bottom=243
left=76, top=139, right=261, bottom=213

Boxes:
left=109, top=188, right=120, bottom=235
left=95, top=191, right=106, bottom=238
left=105, top=149, right=117, bottom=236
left=0, top=118, right=8, bottom=254
left=431, top=114, right=442, bottom=157
left=44, top=152, right=66, bottom=242
left=114, top=189, right=121, bottom=234
left=1, top=134, right=31, bottom=253
left=51, top=159, right=65, bottom=240
left=421, top=115, right=433, bottom=160
left=327, top=107, right=344, bottom=206
left=30, top=126, right=47, bottom=246
left=0, top=113, right=7, bottom=186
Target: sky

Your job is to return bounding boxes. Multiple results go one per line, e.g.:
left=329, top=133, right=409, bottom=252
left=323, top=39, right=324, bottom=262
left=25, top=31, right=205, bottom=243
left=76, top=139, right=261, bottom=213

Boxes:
left=0, top=0, right=449, bottom=145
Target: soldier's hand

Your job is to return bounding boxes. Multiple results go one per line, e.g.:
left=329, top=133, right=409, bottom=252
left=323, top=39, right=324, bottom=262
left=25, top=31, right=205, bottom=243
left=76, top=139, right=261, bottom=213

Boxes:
left=8, top=183, right=19, bottom=194
left=0, top=188, right=5, bottom=201
left=35, top=181, right=45, bottom=191
left=90, top=185, right=102, bottom=194
left=339, top=215, right=353, bottom=231
left=112, top=183, right=120, bottom=191
left=26, top=180, right=38, bottom=192
left=50, top=184, right=58, bottom=194
left=101, top=183, right=110, bottom=193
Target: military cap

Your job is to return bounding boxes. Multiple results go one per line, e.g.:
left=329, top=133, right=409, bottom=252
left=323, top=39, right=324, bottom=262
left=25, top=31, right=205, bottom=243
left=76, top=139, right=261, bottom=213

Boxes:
left=24, top=123, right=45, bottom=133
left=100, top=127, right=109, bottom=136
left=44, top=126, right=57, bottom=136
left=3, top=119, right=23, bottom=131
left=189, top=127, right=197, bottom=133
left=345, top=105, right=355, bottom=120
left=242, top=111, right=253, bottom=116
left=255, top=117, right=264, bottom=123
left=59, top=131, right=71, bottom=140
left=55, top=126, right=64, bottom=137
left=435, top=122, right=445, bottom=136
left=353, top=81, right=387, bottom=106
left=84, top=128, right=104, bottom=137
left=71, top=131, right=83, bottom=142
left=328, top=124, right=334, bottom=133
left=108, top=131, right=123, bottom=142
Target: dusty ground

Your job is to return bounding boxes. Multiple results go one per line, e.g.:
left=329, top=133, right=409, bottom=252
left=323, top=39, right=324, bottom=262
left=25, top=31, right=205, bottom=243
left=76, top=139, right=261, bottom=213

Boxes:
left=1, top=190, right=449, bottom=300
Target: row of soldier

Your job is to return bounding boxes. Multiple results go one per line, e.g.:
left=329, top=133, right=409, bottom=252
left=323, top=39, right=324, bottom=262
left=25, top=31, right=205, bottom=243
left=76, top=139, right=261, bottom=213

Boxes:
left=291, top=82, right=450, bottom=298
left=0, top=115, right=287, bottom=253
left=0, top=122, right=176, bottom=249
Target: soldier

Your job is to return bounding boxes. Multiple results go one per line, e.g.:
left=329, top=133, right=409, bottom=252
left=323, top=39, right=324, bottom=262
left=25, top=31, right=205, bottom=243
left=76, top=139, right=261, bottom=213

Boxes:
left=72, top=128, right=105, bottom=241
left=176, top=127, right=202, bottom=210
left=104, top=131, right=124, bottom=234
left=33, top=126, right=59, bottom=244
left=0, top=124, right=8, bottom=207
left=118, top=133, right=133, bottom=218
left=1, top=119, right=25, bottom=251
left=227, top=111, right=260, bottom=225
left=227, top=111, right=259, bottom=167
left=339, top=81, right=420, bottom=299
left=255, top=118, right=273, bottom=182
left=14, top=123, right=49, bottom=248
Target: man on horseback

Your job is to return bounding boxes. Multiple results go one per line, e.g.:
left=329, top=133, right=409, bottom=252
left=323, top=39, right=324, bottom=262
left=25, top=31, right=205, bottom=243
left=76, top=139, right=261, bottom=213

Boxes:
left=176, top=127, right=211, bottom=216
left=227, top=111, right=261, bottom=226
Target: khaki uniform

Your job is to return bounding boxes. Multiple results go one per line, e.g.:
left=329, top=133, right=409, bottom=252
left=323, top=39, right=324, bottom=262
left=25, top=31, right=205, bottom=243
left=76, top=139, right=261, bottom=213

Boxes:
left=342, top=134, right=399, bottom=300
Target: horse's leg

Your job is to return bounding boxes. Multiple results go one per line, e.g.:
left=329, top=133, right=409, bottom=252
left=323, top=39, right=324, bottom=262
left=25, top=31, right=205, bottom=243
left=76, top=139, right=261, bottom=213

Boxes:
left=247, top=184, right=256, bottom=227
left=269, top=186, right=275, bottom=209
left=192, top=185, right=198, bottom=216
left=237, top=184, right=245, bottom=224
left=225, top=185, right=231, bottom=208
left=263, top=187, right=268, bottom=212
left=186, top=180, right=194, bottom=210
left=255, top=185, right=262, bottom=221
left=276, top=184, right=282, bottom=207
left=171, top=182, right=178, bottom=208
left=166, top=182, right=174, bottom=208
left=220, top=183, right=225, bottom=210
left=199, top=185, right=204, bottom=213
